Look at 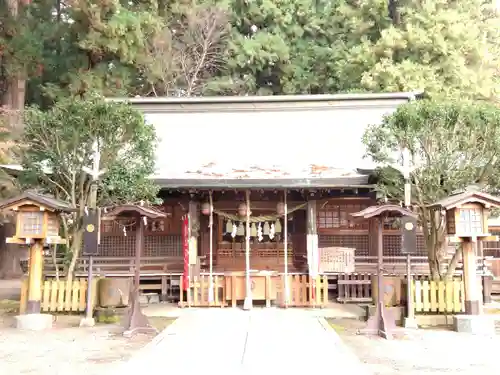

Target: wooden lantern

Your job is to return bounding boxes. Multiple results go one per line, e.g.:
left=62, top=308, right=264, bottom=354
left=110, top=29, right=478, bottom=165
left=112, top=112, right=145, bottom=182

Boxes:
left=428, top=188, right=500, bottom=315
left=445, top=203, right=487, bottom=237
left=0, top=191, right=74, bottom=315
left=0, top=191, right=74, bottom=245
left=428, top=189, right=500, bottom=240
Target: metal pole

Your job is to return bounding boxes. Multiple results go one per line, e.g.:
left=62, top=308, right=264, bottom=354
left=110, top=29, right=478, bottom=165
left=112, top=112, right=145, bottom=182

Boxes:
left=243, top=190, right=252, bottom=310
left=208, top=191, right=214, bottom=304
left=283, top=189, right=289, bottom=307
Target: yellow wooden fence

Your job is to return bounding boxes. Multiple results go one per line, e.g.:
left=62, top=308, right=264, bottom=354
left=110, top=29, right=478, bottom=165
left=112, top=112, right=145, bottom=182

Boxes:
left=20, top=278, right=99, bottom=314
left=179, top=274, right=328, bottom=308
left=412, top=279, right=465, bottom=314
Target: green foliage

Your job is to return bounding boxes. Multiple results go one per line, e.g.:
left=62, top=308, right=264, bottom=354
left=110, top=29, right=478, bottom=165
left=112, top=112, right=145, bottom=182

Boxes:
left=3, top=0, right=499, bottom=101
left=363, top=99, right=500, bottom=278
left=210, top=0, right=500, bottom=97
left=20, top=95, right=159, bottom=207
left=364, top=99, right=500, bottom=203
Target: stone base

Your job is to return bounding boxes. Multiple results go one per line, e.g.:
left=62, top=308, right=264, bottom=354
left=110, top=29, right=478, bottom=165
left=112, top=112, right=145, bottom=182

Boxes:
left=79, top=317, right=96, bottom=327
left=243, top=297, right=253, bottom=310
left=403, top=317, right=419, bottom=329
left=367, top=305, right=404, bottom=325
left=416, top=314, right=454, bottom=327
left=453, top=315, right=495, bottom=335
left=15, top=314, right=53, bottom=331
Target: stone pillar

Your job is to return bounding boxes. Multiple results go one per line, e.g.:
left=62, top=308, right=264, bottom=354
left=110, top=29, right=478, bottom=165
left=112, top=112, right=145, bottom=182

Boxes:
left=462, top=240, right=481, bottom=315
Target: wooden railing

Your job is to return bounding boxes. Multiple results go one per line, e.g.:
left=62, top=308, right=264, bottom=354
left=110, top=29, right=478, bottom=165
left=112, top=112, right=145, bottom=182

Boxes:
left=352, top=255, right=489, bottom=276
left=43, top=256, right=184, bottom=277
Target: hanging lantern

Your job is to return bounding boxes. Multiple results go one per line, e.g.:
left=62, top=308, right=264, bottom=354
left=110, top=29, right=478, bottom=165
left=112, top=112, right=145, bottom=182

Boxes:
left=201, top=202, right=211, bottom=215
left=238, top=203, right=248, bottom=216
left=276, top=202, right=285, bottom=215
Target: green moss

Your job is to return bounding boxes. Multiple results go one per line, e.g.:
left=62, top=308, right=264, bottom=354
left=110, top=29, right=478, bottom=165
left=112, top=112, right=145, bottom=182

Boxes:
left=0, top=299, right=20, bottom=314
left=328, top=322, right=346, bottom=333
left=148, top=316, right=175, bottom=331
left=96, top=314, right=122, bottom=324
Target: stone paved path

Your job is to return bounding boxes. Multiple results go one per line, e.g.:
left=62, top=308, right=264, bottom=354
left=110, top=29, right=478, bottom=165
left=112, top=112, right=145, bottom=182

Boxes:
left=119, top=308, right=371, bottom=375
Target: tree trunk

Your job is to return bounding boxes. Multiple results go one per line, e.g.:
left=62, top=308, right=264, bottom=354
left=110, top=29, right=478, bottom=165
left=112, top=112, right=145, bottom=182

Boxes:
left=444, top=247, right=461, bottom=280
left=0, top=222, right=24, bottom=279
left=66, top=230, right=83, bottom=282
left=1, top=0, right=26, bottom=130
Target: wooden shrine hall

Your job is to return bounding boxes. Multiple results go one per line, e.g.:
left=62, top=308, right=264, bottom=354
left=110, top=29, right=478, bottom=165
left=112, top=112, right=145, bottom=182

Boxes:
left=7, top=92, right=463, bottom=307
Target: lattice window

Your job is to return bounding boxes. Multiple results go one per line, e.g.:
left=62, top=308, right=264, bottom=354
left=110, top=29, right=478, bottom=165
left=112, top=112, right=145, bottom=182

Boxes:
left=457, top=208, right=482, bottom=234
left=317, top=203, right=369, bottom=230
left=383, top=234, right=426, bottom=257
left=319, top=235, right=369, bottom=256
left=19, top=211, right=43, bottom=236
left=97, top=234, right=182, bottom=257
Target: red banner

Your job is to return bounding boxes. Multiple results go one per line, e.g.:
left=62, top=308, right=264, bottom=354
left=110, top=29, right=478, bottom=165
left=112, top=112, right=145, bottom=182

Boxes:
left=182, top=216, right=189, bottom=291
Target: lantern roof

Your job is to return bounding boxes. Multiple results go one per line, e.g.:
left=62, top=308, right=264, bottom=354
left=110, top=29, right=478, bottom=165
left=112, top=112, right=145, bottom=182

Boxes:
left=0, top=191, right=74, bottom=213
left=351, top=204, right=417, bottom=220
left=427, top=190, right=500, bottom=210
left=101, top=204, right=168, bottom=220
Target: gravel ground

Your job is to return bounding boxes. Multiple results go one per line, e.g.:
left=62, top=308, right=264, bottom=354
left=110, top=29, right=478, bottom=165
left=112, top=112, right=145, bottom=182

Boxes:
left=330, top=318, right=500, bottom=375
left=0, top=305, right=160, bottom=375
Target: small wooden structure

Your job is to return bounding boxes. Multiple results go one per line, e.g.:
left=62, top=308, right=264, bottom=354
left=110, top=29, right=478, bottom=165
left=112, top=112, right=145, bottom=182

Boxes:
left=0, top=191, right=74, bottom=314
left=351, top=204, right=417, bottom=339
left=429, top=189, right=500, bottom=315
left=101, top=204, right=167, bottom=336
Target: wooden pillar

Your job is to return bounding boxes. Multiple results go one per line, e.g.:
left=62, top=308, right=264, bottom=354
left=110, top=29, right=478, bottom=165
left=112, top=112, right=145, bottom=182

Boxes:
left=477, top=241, right=491, bottom=304
left=134, top=216, right=144, bottom=292
left=368, top=219, right=378, bottom=257
left=243, top=190, right=252, bottom=310
left=283, top=190, right=289, bottom=307
left=483, top=275, right=493, bottom=304
left=208, top=192, right=214, bottom=304
left=462, top=240, right=481, bottom=315
left=188, top=201, right=199, bottom=274
left=26, top=240, right=44, bottom=314
left=306, top=201, right=318, bottom=303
